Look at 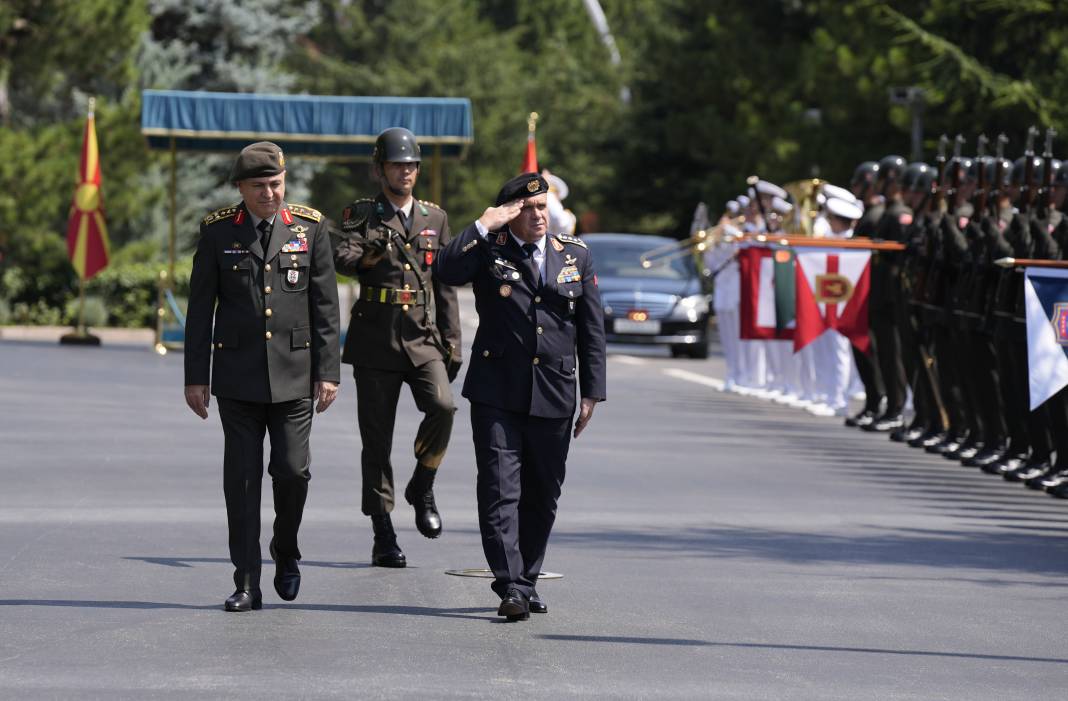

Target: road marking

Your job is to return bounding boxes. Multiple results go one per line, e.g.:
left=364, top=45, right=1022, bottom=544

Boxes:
left=662, top=368, right=724, bottom=391
left=613, top=355, right=648, bottom=366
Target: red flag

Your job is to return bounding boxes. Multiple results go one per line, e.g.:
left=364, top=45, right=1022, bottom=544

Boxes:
left=739, top=245, right=793, bottom=341
left=794, top=248, right=871, bottom=352
left=521, top=112, right=538, bottom=173
left=66, top=102, right=110, bottom=280
left=521, top=130, right=538, bottom=173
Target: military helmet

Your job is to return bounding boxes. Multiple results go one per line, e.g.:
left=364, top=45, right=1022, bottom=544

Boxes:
left=902, top=162, right=934, bottom=193
left=1055, top=160, right=1068, bottom=187
left=850, top=161, right=879, bottom=187
left=986, top=157, right=1013, bottom=188
left=1010, top=156, right=1044, bottom=186
left=948, top=155, right=975, bottom=183
left=967, top=156, right=991, bottom=183
left=876, top=155, right=907, bottom=183
left=372, top=127, right=421, bottom=164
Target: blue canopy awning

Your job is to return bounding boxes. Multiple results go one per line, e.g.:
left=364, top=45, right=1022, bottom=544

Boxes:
left=141, top=90, right=473, bottom=160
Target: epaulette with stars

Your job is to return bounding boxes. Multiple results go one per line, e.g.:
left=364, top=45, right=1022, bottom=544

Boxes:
left=288, top=204, right=322, bottom=223
left=418, top=199, right=443, bottom=212
left=555, top=233, right=587, bottom=249
left=202, top=205, right=239, bottom=227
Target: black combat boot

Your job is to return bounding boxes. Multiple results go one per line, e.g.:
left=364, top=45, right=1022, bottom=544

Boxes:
left=405, top=464, right=442, bottom=539
left=370, top=514, right=406, bottom=568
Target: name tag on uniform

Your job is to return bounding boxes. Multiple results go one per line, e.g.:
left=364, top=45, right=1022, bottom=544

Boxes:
left=557, top=265, right=581, bottom=284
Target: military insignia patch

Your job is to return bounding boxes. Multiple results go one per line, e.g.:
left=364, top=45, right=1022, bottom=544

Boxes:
left=499, top=284, right=512, bottom=297
left=461, top=239, right=478, bottom=253
left=280, top=208, right=293, bottom=226
left=202, top=206, right=239, bottom=226
left=550, top=237, right=564, bottom=252
left=526, top=180, right=539, bottom=193
left=496, top=231, right=508, bottom=245
left=287, top=269, right=300, bottom=284
left=1052, top=303, right=1068, bottom=346
left=815, top=273, right=854, bottom=304
left=556, top=233, right=587, bottom=249
left=290, top=224, right=308, bottom=236
left=288, top=204, right=322, bottom=222
left=564, top=254, right=577, bottom=266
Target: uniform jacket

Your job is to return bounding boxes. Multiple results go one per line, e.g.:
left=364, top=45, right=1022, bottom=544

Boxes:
left=334, top=193, right=461, bottom=371
left=185, top=202, right=341, bottom=403
left=870, top=198, right=913, bottom=310
left=433, top=223, right=607, bottom=419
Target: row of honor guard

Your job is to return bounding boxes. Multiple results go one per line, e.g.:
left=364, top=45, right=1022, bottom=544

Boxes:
left=184, top=132, right=606, bottom=619
left=706, top=135, right=1068, bottom=500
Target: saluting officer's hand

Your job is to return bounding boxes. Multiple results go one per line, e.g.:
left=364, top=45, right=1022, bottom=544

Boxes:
left=477, top=200, right=524, bottom=232
left=574, top=397, right=597, bottom=438
left=314, top=381, right=339, bottom=413
left=184, top=384, right=210, bottom=420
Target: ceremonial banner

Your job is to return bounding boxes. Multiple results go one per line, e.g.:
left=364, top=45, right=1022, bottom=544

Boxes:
left=1024, top=267, right=1068, bottom=410
left=66, top=103, right=110, bottom=280
left=739, top=244, right=793, bottom=340
left=794, top=248, right=872, bottom=352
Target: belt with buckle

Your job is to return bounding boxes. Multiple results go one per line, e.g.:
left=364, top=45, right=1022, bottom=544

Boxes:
left=361, top=286, right=427, bottom=306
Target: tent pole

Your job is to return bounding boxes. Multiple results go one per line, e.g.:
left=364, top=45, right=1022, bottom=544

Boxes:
left=168, top=137, right=177, bottom=283
left=431, top=145, right=442, bottom=205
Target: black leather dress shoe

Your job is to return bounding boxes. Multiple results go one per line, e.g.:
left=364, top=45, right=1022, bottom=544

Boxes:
left=955, top=442, right=984, bottom=463
left=498, top=589, right=530, bottom=621
left=1041, top=470, right=1068, bottom=492
left=224, top=589, right=262, bottom=612
left=1049, top=482, right=1068, bottom=499
left=906, top=427, right=938, bottom=448
left=921, top=433, right=950, bottom=453
left=988, top=454, right=1027, bottom=476
left=529, top=590, right=547, bottom=614
left=370, top=514, right=407, bottom=568
left=864, top=413, right=904, bottom=433
left=845, top=409, right=877, bottom=428
left=404, top=464, right=442, bottom=539
left=269, top=540, right=300, bottom=602
left=963, top=443, right=1007, bottom=468
left=1005, top=460, right=1044, bottom=482
left=1023, top=464, right=1057, bottom=489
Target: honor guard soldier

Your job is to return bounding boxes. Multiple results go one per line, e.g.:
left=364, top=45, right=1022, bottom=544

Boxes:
left=184, top=141, right=341, bottom=612
left=334, top=127, right=461, bottom=567
left=433, top=173, right=607, bottom=621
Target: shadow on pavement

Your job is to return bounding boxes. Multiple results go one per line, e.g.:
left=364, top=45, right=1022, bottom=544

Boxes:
left=125, top=556, right=372, bottom=570
left=537, top=635, right=1068, bottom=664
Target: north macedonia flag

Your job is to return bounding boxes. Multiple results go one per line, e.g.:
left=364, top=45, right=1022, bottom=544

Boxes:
left=66, top=101, right=110, bottom=280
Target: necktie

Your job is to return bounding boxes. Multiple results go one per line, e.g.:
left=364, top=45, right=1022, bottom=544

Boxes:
left=397, top=208, right=410, bottom=234
left=522, top=242, right=541, bottom=286
left=257, top=219, right=271, bottom=251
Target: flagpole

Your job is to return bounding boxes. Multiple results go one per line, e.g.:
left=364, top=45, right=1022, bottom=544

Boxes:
left=60, top=96, right=101, bottom=347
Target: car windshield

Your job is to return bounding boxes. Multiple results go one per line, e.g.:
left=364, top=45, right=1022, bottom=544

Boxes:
left=586, top=238, right=696, bottom=280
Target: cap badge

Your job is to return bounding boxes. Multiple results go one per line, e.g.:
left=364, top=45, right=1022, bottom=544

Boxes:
left=278, top=151, right=285, bottom=168
left=526, top=180, right=539, bottom=193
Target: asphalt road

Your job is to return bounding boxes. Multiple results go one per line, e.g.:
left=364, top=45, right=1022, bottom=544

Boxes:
left=2, top=307, right=1067, bottom=699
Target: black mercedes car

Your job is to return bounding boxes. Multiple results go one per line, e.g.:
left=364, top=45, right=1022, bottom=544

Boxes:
left=583, top=233, right=712, bottom=358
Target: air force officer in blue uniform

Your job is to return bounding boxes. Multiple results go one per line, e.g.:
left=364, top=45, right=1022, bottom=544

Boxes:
left=433, top=173, right=607, bottom=620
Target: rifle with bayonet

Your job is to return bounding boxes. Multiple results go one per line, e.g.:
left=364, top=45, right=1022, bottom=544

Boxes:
left=972, top=134, right=989, bottom=225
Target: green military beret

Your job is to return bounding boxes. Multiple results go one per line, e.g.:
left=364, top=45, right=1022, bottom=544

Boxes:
left=230, top=141, right=286, bottom=183
left=495, top=172, right=549, bottom=206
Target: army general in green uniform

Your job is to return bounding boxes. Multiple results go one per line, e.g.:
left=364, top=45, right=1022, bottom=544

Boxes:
left=184, top=142, right=341, bottom=612
left=334, top=127, right=462, bottom=567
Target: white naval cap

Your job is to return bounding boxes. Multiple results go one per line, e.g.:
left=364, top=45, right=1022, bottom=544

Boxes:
left=737, top=194, right=751, bottom=207
left=755, top=180, right=788, bottom=199
left=726, top=200, right=741, bottom=215
left=545, top=172, right=569, bottom=200
left=771, top=196, right=793, bottom=215
left=821, top=183, right=858, bottom=204
left=826, top=196, right=863, bottom=221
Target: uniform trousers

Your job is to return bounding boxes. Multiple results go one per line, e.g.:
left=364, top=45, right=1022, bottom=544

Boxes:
left=870, top=304, right=908, bottom=415
left=217, top=396, right=312, bottom=592
left=354, top=359, right=455, bottom=515
left=471, top=402, right=571, bottom=599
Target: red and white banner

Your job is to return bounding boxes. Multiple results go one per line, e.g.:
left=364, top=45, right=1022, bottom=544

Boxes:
left=793, top=248, right=871, bottom=352
left=739, top=244, right=793, bottom=341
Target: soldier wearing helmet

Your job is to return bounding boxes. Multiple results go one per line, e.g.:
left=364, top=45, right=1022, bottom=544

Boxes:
left=334, top=127, right=462, bottom=567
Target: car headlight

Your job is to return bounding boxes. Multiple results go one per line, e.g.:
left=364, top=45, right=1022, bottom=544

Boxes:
left=668, top=294, right=710, bottom=322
